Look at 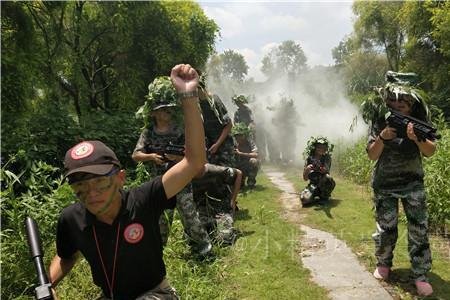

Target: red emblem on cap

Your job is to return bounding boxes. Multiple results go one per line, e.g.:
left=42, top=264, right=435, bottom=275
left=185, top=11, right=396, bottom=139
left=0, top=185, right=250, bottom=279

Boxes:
left=124, top=223, right=144, bottom=244
left=71, top=142, right=94, bottom=160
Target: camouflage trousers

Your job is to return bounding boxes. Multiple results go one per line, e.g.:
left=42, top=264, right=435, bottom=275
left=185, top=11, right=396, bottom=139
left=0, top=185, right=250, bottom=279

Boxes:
left=236, top=158, right=260, bottom=187
left=197, top=198, right=236, bottom=245
left=96, top=278, right=178, bottom=300
left=159, top=185, right=211, bottom=253
left=300, top=174, right=335, bottom=205
left=372, top=185, right=432, bottom=281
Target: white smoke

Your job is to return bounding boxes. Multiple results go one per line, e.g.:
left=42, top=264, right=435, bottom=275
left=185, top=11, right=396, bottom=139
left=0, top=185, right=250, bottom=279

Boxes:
left=206, top=66, right=367, bottom=165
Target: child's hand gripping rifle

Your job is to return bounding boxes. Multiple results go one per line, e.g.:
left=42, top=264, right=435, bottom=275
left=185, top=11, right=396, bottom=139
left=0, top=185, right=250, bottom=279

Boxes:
left=25, top=217, right=54, bottom=300
left=386, top=110, right=441, bottom=142
left=144, top=143, right=185, bottom=162
left=307, top=159, right=328, bottom=183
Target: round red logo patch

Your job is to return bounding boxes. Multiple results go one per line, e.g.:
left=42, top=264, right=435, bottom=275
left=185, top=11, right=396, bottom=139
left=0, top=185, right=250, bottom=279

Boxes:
left=124, top=223, right=144, bottom=244
left=71, top=142, right=94, bottom=160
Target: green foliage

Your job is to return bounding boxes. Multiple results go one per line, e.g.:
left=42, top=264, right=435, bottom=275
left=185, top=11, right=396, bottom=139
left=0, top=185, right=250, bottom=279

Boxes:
left=0, top=153, right=75, bottom=299
left=341, top=1, right=450, bottom=120
left=78, top=111, right=141, bottom=170
left=335, top=138, right=375, bottom=186
left=352, top=1, right=405, bottom=71
left=423, top=116, right=450, bottom=230
left=302, top=136, right=335, bottom=160
left=231, top=122, right=252, bottom=137
left=261, top=40, right=308, bottom=79
left=231, top=94, right=249, bottom=105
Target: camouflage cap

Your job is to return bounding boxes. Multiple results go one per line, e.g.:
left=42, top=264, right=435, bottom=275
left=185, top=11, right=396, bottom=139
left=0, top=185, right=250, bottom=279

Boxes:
left=232, top=94, right=249, bottom=105
left=303, top=136, right=334, bottom=159
left=146, top=76, right=179, bottom=111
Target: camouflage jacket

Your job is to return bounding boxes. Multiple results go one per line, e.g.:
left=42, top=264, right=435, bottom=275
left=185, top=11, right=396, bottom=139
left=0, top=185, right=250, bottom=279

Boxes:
left=368, top=126, right=424, bottom=192
left=236, top=137, right=258, bottom=163
left=234, top=106, right=254, bottom=126
left=199, top=94, right=234, bottom=148
left=134, top=124, right=184, bottom=175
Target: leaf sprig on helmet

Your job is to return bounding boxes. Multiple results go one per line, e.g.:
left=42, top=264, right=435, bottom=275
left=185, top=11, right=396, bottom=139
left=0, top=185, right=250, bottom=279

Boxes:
left=135, top=76, right=180, bottom=128
left=303, top=136, right=334, bottom=159
left=232, top=94, right=249, bottom=105
left=232, top=122, right=252, bottom=137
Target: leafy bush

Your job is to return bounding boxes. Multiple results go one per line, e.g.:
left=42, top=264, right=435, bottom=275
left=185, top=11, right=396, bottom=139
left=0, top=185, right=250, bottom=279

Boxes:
left=1, top=152, right=75, bottom=299
left=423, top=123, right=450, bottom=231
left=335, top=138, right=374, bottom=186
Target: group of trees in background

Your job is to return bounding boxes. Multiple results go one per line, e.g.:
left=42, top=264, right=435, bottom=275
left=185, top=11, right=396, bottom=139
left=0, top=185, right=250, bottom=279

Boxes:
left=1, top=2, right=449, bottom=298
left=333, top=1, right=450, bottom=118
left=2, top=1, right=218, bottom=168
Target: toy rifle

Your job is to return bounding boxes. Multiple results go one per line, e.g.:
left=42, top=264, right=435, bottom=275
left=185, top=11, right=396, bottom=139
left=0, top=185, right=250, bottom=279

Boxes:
left=386, top=109, right=441, bottom=141
left=25, top=217, right=54, bottom=300
left=307, top=158, right=327, bottom=183
left=144, top=143, right=185, bottom=161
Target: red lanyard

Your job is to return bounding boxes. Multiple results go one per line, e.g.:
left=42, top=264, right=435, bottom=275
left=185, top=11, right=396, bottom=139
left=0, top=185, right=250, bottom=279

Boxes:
left=93, top=222, right=121, bottom=300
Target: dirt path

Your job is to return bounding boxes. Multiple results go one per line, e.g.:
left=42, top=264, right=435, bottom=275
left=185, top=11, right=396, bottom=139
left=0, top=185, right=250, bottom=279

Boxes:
left=264, top=167, right=393, bottom=300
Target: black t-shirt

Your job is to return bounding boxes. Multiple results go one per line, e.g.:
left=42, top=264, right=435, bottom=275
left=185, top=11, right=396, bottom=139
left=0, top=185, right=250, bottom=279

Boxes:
left=56, top=176, right=175, bottom=300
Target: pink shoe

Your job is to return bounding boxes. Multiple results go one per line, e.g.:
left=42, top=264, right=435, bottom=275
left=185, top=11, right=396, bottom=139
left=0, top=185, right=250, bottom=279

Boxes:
left=373, top=266, right=390, bottom=280
left=415, top=281, right=433, bottom=297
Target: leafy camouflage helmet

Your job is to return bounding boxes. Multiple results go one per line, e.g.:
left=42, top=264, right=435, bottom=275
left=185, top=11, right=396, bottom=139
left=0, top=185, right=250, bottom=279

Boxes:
left=360, top=70, right=431, bottom=127
left=231, top=122, right=252, bottom=137
left=147, top=76, right=178, bottom=111
left=232, top=94, right=249, bottom=105
left=382, top=71, right=425, bottom=106
left=303, top=136, right=334, bottom=159
left=135, top=76, right=180, bottom=128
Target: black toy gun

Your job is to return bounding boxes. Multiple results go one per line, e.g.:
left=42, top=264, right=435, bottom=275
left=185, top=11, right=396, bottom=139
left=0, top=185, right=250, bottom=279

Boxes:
left=144, top=143, right=185, bottom=161
left=25, top=217, right=54, bottom=300
left=386, top=110, right=441, bottom=141
left=307, top=159, right=327, bottom=182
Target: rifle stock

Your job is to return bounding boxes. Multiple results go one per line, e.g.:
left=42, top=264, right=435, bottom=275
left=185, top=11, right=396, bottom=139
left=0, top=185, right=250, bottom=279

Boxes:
left=25, top=217, right=54, bottom=300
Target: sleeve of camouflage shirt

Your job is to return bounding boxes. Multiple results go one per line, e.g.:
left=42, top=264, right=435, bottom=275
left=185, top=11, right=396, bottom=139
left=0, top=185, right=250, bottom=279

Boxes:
left=213, top=95, right=231, bottom=125
left=134, top=128, right=150, bottom=153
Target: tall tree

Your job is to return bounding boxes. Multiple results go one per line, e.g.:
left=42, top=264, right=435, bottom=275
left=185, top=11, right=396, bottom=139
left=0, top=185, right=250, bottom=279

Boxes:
left=353, top=1, right=405, bottom=71
left=261, top=40, right=307, bottom=80
left=208, top=50, right=249, bottom=82
left=400, top=1, right=450, bottom=117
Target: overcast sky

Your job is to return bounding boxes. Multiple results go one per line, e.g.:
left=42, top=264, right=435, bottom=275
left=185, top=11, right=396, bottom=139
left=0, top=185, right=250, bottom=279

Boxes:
left=199, top=1, right=355, bottom=81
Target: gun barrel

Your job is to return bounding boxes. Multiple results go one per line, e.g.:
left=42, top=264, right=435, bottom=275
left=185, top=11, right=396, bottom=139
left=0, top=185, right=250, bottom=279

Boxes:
left=25, top=217, right=44, bottom=258
left=25, top=217, right=51, bottom=288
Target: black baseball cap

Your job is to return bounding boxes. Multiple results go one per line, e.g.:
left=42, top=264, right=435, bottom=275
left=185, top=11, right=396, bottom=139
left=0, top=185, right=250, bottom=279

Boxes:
left=64, top=140, right=121, bottom=178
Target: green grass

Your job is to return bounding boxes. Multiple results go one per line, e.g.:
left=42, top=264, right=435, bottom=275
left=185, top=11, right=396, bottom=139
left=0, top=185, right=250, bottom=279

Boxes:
left=284, top=168, right=450, bottom=300
left=217, top=173, right=329, bottom=300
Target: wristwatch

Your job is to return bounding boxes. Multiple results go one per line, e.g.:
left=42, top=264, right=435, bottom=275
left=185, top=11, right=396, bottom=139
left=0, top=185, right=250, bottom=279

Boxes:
left=178, top=90, right=198, bottom=99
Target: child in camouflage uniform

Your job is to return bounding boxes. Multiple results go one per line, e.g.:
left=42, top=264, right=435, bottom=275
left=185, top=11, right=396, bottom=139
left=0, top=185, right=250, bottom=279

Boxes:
left=232, top=123, right=260, bottom=188
left=133, top=77, right=212, bottom=256
left=300, top=137, right=335, bottom=205
left=192, top=163, right=242, bottom=245
left=233, top=94, right=255, bottom=130
left=366, top=71, right=436, bottom=297
left=197, top=75, right=236, bottom=167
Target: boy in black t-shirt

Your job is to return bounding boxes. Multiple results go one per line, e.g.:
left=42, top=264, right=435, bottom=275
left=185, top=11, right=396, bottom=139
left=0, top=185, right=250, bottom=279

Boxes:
left=48, top=64, right=206, bottom=300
